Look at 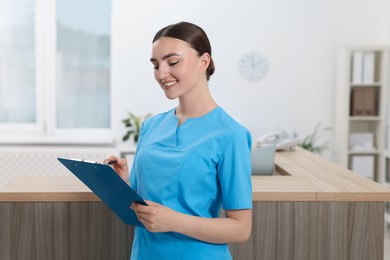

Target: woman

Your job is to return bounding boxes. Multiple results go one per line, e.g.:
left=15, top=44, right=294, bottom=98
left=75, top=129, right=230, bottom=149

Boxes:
left=107, top=21, right=252, bottom=259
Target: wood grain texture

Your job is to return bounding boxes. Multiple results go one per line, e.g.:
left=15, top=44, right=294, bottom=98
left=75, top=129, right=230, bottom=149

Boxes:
left=229, top=201, right=384, bottom=260
left=274, top=148, right=390, bottom=201
left=0, top=201, right=385, bottom=260
left=0, top=202, right=134, bottom=260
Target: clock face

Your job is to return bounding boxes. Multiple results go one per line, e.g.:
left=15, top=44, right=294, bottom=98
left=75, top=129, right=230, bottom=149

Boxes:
left=239, top=52, right=268, bottom=81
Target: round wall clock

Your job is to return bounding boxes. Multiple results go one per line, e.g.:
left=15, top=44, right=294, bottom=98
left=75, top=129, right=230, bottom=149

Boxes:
left=239, top=52, right=269, bottom=81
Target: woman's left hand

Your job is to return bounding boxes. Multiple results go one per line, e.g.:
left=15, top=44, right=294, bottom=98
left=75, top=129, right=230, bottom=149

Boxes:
left=131, top=200, right=177, bottom=232
left=132, top=200, right=252, bottom=243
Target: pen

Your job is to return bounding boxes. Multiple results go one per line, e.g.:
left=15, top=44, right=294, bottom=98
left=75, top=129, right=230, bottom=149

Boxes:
left=107, top=160, right=117, bottom=165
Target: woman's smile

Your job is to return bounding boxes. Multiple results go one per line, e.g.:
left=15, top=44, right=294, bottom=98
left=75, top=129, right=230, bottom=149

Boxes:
left=163, top=80, right=178, bottom=90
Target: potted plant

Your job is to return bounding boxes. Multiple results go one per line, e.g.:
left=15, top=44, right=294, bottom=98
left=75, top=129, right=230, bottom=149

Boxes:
left=291, top=122, right=331, bottom=154
left=122, top=112, right=152, bottom=143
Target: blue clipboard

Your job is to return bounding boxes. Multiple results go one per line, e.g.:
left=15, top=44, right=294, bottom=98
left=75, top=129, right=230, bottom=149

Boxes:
left=58, top=157, right=147, bottom=227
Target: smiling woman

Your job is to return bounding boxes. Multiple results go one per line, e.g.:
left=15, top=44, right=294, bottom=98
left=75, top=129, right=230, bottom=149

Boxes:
left=105, top=21, right=253, bottom=260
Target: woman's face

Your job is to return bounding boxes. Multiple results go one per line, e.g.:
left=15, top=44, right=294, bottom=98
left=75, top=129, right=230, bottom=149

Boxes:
left=150, top=37, right=209, bottom=100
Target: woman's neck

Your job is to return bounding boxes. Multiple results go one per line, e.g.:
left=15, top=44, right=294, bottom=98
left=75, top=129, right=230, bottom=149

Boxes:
left=176, top=86, right=218, bottom=125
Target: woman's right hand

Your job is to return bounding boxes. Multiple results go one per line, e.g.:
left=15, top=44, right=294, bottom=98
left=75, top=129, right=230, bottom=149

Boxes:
left=103, top=156, right=129, bottom=184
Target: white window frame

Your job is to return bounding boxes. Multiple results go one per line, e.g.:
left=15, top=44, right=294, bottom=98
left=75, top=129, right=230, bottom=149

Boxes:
left=0, top=0, right=114, bottom=145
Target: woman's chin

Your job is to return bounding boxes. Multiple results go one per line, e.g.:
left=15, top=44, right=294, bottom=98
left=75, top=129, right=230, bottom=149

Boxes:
left=164, top=92, right=178, bottom=100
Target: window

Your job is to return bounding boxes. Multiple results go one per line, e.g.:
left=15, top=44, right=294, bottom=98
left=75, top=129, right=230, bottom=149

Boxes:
left=0, top=0, right=112, bottom=144
left=0, top=1, right=36, bottom=125
left=56, top=0, right=111, bottom=128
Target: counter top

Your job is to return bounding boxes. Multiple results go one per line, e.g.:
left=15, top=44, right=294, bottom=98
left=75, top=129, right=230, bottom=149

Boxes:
left=1, top=147, right=390, bottom=202
left=271, top=147, right=390, bottom=201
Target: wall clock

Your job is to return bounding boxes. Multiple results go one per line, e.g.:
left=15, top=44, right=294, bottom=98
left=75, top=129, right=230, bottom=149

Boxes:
left=239, top=52, right=268, bottom=81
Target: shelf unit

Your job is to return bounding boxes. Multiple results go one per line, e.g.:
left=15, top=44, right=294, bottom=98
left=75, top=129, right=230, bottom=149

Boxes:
left=334, top=46, right=388, bottom=182
left=334, top=46, right=389, bottom=223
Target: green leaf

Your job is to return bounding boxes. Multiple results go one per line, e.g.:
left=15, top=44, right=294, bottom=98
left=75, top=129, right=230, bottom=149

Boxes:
left=122, top=112, right=153, bottom=143
left=122, top=132, right=130, bottom=142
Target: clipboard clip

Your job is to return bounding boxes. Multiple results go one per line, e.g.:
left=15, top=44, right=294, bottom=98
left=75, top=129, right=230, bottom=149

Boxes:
left=70, top=158, right=98, bottom=164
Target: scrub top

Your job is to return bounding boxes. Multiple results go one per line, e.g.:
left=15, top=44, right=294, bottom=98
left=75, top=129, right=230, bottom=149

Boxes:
left=130, top=106, right=252, bottom=260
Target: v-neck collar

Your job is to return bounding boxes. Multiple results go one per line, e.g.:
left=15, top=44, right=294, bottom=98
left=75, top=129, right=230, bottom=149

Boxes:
left=172, top=106, right=221, bottom=127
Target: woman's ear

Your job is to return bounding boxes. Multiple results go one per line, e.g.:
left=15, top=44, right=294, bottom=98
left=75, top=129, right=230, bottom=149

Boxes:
left=199, top=52, right=211, bottom=73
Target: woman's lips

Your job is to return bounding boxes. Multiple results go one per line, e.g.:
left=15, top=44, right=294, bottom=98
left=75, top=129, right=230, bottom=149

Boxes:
left=163, top=80, right=177, bottom=90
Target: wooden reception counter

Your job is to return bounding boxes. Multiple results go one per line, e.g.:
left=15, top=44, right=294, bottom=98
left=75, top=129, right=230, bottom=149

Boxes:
left=1, top=147, right=390, bottom=260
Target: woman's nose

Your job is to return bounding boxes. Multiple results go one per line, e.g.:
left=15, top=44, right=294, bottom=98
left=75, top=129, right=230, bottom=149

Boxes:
left=156, top=64, right=169, bottom=79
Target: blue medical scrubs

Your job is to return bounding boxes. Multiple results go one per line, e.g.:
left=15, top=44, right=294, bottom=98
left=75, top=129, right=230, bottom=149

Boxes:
left=130, top=106, right=252, bottom=260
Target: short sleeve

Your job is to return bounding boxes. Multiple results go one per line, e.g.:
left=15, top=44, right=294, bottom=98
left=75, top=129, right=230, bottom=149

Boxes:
left=217, top=129, right=252, bottom=210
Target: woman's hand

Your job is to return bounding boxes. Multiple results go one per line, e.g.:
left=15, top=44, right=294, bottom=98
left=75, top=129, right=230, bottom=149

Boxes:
left=103, top=156, right=129, bottom=184
left=132, top=200, right=252, bottom=243
left=131, top=200, right=177, bottom=232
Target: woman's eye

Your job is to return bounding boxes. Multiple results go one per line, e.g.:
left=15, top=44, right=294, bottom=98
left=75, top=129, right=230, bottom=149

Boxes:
left=169, top=61, right=179, bottom=66
left=153, top=65, right=159, bottom=70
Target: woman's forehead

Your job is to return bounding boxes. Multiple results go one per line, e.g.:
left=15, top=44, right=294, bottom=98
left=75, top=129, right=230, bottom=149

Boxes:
left=151, top=37, right=196, bottom=59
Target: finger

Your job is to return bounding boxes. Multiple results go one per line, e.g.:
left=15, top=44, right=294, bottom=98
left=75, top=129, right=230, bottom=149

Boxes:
left=137, top=211, right=154, bottom=224
left=103, top=155, right=118, bottom=164
left=132, top=207, right=150, bottom=223
left=131, top=202, right=144, bottom=212
left=118, top=158, right=129, bottom=167
left=134, top=211, right=145, bottom=224
left=113, top=158, right=127, bottom=168
left=132, top=203, right=150, bottom=214
left=143, top=200, right=159, bottom=206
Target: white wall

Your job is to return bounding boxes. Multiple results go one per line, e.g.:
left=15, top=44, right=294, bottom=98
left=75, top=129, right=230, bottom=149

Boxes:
left=111, top=0, right=390, bottom=157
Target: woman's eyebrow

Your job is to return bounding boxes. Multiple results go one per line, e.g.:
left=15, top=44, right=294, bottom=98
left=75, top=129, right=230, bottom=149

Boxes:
left=150, top=53, right=180, bottom=62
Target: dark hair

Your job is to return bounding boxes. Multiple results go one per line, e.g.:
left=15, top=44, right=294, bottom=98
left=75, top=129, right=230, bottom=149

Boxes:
left=153, top=22, right=215, bottom=81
